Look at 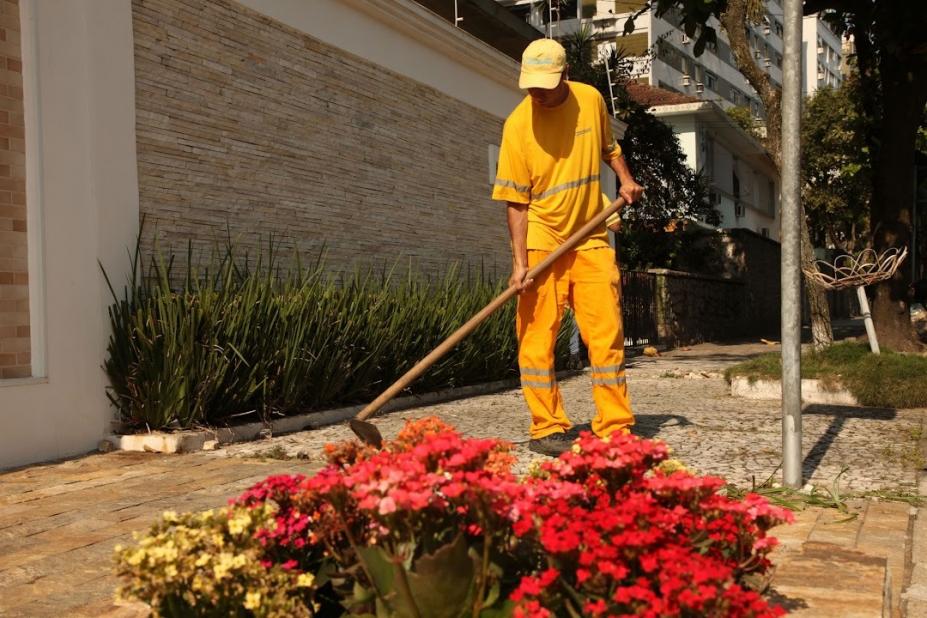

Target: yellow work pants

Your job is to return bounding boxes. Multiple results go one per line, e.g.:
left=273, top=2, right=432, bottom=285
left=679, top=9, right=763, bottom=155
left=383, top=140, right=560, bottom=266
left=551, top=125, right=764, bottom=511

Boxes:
left=516, top=247, right=633, bottom=439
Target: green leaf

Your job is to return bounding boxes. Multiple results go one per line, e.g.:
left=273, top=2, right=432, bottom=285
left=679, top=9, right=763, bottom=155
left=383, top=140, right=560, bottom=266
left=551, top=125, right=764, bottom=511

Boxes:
left=356, top=545, right=398, bottom=606
left=480, top=600, right=516, bottom=618
left=403, top=534, right=478, bottom=618
left=623, top=16, right=636, bottom=35
left=693, top=34, right=706, bottom=57
left=481, top=579, right=501, bottom=610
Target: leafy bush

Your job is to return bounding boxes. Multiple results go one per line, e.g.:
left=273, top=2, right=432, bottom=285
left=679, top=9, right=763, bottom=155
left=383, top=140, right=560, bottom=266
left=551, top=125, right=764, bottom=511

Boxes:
left=724, top=342, right=927, bottom=408
left=104, top=245, right=572, bottom=430
left=116, top=418, right=791, bottom=617
left=617, top=224, right=727, bottom=274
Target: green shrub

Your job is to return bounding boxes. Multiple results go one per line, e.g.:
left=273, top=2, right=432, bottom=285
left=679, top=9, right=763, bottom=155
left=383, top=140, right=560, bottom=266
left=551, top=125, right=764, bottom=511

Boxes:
left=104, top=244, right=573, bottom=430
left=725, top=342, right=927, bottom=408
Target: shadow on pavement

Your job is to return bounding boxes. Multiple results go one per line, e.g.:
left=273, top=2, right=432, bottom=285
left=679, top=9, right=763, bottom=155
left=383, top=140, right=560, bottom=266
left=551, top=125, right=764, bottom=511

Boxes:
left=633, top=414, right=694, bottom=439
left=764, top=588, right=810, bottom=613
left=800, top=404, right=897, bottom=479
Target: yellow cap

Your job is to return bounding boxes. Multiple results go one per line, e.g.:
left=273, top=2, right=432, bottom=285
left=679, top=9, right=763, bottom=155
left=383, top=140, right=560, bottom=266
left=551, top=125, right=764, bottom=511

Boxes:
left=519, top=39, right=566, bottom=90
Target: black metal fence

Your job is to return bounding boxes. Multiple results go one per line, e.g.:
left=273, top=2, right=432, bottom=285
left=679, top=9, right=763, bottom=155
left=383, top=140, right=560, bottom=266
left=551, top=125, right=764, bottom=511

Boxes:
left=620, top=271, right=659, bottom=347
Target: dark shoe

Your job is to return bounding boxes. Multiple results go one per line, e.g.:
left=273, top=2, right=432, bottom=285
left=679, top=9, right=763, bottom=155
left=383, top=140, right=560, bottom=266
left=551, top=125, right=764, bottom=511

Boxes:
left=528, top=431, right=574, bottom=457
left=566, top=423, right=592, bottom=439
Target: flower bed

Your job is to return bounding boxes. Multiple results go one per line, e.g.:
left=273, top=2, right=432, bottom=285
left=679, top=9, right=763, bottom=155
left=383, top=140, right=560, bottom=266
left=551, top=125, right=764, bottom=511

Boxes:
left=115, top=419, right=791, bottom=617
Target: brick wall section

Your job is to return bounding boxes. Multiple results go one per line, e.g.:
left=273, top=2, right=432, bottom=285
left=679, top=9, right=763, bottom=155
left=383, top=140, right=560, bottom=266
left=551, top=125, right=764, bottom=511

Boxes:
left=0, top=0, right=29, bottom=379
left=131, top=0, right=511, bottom=280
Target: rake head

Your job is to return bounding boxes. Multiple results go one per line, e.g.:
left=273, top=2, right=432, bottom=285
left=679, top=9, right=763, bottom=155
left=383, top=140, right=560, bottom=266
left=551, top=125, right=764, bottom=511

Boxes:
left=349, top=418, right=384, bottom=448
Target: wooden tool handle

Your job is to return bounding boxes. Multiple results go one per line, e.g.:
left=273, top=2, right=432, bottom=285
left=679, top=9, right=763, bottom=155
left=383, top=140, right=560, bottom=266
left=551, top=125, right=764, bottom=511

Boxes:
left=353, top=197, right=626, bottom=422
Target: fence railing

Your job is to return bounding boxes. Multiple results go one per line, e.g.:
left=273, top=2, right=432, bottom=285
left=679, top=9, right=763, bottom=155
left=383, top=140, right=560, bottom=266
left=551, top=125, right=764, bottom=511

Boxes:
left=620, top=270, right=659, bottom=347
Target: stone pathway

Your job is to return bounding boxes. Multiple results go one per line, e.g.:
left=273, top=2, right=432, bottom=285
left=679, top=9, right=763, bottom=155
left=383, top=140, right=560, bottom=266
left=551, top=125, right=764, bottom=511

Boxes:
left=224, top=342, right=924, bottom=494
left=0, top=341, right=923, bottom=616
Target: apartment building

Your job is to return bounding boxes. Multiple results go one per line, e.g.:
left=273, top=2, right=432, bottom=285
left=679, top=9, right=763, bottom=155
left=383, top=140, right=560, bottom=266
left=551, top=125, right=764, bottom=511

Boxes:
left=804, top=13, right=843, bottom=94
left=499, top=0, right=842, bottom=114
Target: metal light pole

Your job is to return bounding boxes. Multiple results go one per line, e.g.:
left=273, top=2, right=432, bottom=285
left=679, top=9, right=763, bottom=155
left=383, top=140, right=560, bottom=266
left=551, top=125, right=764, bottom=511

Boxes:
left=781, top=0, right=804, bottom=488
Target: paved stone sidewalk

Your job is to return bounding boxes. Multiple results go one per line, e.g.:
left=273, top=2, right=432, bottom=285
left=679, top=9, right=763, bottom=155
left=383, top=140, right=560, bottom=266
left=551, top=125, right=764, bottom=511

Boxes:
left=0, top=341, right=923, bottom=616
left=224, top=342, right=925, bottom=494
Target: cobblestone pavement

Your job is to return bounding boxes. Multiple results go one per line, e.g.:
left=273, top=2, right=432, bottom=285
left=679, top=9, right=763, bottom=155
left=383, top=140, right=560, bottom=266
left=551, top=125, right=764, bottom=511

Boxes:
left=0, top=341, right=923, bottom=616
left=223, top=342, right=925, bottom=494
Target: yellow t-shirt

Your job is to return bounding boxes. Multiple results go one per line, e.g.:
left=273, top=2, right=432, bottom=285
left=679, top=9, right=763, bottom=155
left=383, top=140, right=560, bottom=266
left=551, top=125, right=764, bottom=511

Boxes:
left=492, top=81, right=622, bottom=251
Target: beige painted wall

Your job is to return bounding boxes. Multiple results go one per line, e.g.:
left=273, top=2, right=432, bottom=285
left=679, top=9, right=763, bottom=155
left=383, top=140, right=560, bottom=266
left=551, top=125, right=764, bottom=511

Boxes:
left=0, top=0, right=140, bottom=469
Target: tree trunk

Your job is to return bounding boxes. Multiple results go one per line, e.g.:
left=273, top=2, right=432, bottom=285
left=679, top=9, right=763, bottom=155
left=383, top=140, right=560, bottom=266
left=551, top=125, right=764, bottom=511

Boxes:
left=868, top=70, right=926, bottom=352
left=801, top=203, right=832, bottom=349
left=720, top=0, right=832, bottom=348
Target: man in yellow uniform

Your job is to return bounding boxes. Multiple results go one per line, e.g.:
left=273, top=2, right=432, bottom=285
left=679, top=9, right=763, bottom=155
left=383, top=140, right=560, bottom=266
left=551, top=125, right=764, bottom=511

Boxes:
left=492, top=38, right=643, bottom=457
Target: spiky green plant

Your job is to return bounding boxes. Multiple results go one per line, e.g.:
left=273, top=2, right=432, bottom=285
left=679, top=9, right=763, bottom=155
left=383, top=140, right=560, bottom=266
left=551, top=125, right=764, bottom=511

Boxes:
left=103, top=241, right=574, bottom=430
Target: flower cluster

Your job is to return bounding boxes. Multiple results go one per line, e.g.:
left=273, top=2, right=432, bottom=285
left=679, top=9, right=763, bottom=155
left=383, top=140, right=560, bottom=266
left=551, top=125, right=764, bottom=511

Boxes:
left=116, top=418, right=791, bottom=617
left=113, top=505, right=317, bottom=617
left=506, top=431, right=791, bottom=617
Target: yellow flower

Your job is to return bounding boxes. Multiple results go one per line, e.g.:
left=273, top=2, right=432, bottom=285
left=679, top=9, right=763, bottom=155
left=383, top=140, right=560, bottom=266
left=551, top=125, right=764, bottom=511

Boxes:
left=162, top=510, right=178, bottom=523
left=195, top=553, right=211, bottom=567
left=657, top=458, right=691, bottom=475
left=228, top=510, right=252, bottom=535
left=213, top=552, right=235, bottom=579
left=296, top=572, right=315, bottom=588
left=571, top=443, right=582, bottom=454
left=126, top=549, right=145, bottom=567
left=244, top=591, right=262, bottom=610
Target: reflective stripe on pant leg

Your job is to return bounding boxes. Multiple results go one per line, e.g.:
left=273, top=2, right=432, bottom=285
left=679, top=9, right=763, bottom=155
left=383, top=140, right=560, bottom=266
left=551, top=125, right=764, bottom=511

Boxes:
left=517, top=250, right=572, bottom=439
left=570, top=248, right=634, bottom=437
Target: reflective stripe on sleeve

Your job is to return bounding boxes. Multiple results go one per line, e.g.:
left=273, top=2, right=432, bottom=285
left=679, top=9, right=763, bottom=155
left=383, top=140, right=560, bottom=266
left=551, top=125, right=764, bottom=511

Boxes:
left=494, top=178, right=531, bottom=194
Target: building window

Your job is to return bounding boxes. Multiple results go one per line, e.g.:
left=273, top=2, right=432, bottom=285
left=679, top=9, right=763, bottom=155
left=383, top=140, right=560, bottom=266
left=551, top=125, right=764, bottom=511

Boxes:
left=705, top=71, right=717, bottom=90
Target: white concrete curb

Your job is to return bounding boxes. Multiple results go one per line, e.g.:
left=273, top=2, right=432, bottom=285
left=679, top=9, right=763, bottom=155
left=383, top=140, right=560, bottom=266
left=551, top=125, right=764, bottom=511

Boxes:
left=729, top=377, right=859, bottom=406
left=101, top=374, right=552, bottom=454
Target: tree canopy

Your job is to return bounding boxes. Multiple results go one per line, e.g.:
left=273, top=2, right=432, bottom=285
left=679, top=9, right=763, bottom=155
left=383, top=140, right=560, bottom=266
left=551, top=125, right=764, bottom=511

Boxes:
left=800, top=80, right=871, bottom=253
left=622, top=0, right=927, bottom=349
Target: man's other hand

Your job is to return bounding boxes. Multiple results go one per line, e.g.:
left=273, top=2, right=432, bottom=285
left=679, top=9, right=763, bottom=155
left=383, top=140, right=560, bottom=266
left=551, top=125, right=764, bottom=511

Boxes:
left=619, top=180, right=644, bottom=205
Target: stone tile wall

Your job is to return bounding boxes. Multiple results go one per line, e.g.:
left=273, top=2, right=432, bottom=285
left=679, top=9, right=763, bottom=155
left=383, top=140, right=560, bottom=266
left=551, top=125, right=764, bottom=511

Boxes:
left=0, top=0, right=29, bottom=379
left=131, top=0, right=511, bottom=281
